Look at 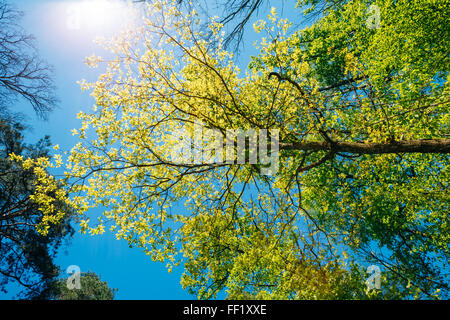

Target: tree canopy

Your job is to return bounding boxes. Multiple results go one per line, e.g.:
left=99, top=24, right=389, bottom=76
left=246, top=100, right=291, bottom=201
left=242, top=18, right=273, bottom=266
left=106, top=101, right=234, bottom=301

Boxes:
left=48, top=271, right=117, bottom=300
left=12, top=0, right=449, bottom=299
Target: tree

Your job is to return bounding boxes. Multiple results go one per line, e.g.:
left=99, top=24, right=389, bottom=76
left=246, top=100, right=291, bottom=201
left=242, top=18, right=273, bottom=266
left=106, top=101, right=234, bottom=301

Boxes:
left=16, top=0, right=449, bottom=299
left=0, top=0, right=57, bottom=118
left=0, top=116, right=76, bottom=299
left=48, top=271, right=117, bottom=300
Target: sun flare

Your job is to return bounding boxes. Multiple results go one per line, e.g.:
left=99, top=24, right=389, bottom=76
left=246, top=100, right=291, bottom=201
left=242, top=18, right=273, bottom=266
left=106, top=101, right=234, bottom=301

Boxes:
left=66, top=0, right=135, bottom=32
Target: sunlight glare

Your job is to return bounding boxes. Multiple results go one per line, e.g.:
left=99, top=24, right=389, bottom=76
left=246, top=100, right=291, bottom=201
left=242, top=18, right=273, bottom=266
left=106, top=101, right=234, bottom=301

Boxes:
left=66, top=0, right=135, bottom=32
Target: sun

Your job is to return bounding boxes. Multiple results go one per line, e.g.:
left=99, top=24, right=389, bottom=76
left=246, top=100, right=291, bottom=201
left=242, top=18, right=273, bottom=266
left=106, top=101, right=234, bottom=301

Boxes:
left=66, top=0, right=135, bottom=32
left=81, top=0, right=115, bottom=28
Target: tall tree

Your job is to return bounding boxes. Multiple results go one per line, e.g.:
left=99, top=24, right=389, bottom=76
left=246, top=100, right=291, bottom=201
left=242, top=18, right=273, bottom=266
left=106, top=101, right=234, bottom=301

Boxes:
left=18, top=0, right=449, bottom=299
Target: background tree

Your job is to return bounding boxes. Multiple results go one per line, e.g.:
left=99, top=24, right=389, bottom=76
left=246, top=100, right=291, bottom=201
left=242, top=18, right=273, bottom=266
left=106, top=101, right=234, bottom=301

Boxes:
left=19, top=0, right=449, bottom=299
left=48, top=271, right=117, bottom=300
left=0, top=0, right=57, bottom=118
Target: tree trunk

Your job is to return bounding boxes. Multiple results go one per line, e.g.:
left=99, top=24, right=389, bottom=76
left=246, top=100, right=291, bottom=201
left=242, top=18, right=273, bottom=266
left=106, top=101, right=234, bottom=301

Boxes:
left=280, top=139, right=450, bottom=154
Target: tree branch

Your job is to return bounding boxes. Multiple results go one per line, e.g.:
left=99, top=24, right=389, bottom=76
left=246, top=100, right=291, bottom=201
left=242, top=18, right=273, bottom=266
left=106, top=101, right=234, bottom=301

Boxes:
left=280, top=139, right=450, bottom=154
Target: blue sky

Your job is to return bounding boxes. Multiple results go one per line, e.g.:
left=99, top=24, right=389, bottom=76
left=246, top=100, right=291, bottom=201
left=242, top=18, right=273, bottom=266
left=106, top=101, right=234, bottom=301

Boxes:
left=0, top=0, right=302, bottom=300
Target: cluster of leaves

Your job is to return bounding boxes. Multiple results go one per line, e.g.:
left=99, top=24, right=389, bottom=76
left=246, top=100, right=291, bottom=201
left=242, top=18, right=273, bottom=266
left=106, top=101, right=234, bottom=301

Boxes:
left=11, top=0, right=449, bottom=299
